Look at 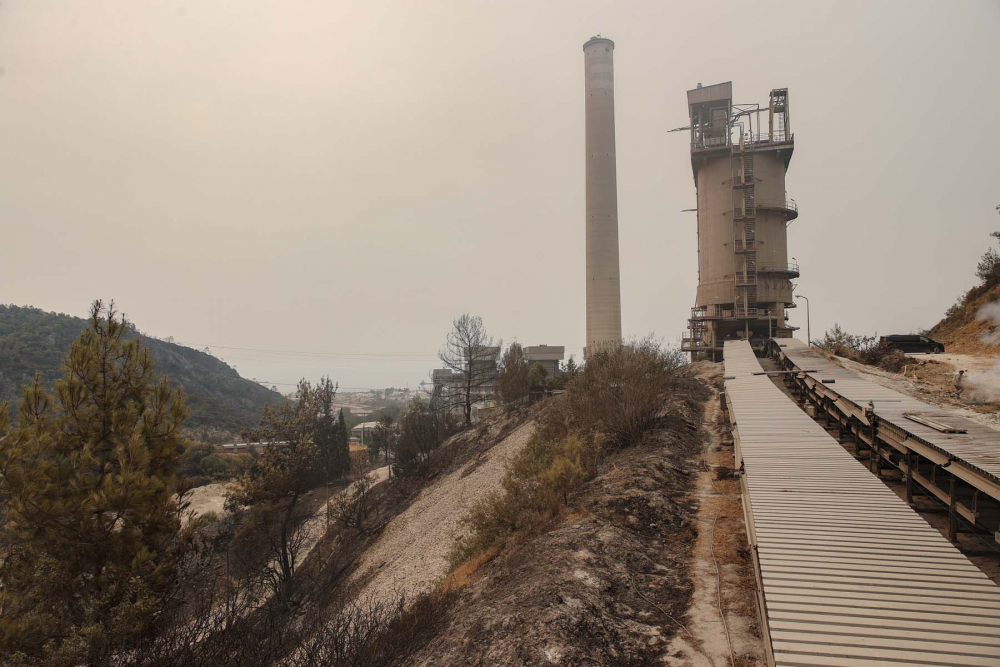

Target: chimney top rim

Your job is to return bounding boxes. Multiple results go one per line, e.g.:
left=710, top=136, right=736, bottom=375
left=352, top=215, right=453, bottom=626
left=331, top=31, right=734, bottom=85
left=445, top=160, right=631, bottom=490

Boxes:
left=583, top=36, right=615, bottom=50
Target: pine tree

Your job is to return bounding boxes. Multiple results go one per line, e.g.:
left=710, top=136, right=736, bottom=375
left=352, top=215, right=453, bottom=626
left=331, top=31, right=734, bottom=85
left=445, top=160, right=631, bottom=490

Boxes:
left=335, top=408, right=350, bottom=474
left=313, top=377, right=342, bottom=482
left=528, top=362, right=549, bottom=393
left=0, top=300, right=192, bottom=665
left=562, top=354, right=579, bottom=377
left=496, top=343, right=530, bottom=407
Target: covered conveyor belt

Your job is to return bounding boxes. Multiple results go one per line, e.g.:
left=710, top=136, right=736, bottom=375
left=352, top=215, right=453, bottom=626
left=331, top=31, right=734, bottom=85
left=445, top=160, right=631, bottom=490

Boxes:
left=724, top=340, right=1000, bottom=667
left=769, top=337, right=1000, bottom=543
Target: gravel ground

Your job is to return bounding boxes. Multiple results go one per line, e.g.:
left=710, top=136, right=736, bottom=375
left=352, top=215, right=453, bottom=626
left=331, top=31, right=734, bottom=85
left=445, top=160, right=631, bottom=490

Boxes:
left=905, top=351, right=994, bottom=372
left=186, top=482, right=230, bottom=522
left=351, top=421, right=535, bottom=602
left=836, top=355, right=1000, bottom=430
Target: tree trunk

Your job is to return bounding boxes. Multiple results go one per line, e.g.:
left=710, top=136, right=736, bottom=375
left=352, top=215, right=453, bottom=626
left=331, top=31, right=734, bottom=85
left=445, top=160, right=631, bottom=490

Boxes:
left=278, top=491, right=300, bottom=598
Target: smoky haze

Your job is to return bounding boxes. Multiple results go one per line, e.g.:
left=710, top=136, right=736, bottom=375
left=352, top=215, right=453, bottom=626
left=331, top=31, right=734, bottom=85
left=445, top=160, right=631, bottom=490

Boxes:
left=2, top=1, right=998, bottom=390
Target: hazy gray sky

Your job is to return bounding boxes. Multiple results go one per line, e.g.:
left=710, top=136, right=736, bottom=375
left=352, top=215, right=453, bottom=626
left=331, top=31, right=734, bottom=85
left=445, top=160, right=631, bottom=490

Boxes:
left=3, top=1, right=999, bottom=391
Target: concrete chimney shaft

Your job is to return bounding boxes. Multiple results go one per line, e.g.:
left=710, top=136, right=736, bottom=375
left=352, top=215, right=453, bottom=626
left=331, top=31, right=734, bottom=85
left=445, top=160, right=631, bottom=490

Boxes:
left=583, top=36, right=623, bottom=356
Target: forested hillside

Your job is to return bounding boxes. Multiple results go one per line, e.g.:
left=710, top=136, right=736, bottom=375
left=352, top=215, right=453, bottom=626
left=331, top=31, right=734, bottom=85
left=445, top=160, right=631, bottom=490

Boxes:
left=0, top=305, right=282, bottom=435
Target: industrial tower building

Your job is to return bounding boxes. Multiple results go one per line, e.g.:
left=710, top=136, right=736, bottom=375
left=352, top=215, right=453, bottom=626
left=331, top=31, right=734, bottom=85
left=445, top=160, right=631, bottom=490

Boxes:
left=583, top=36, right=622, bottom=356
left=682, top=82, right=799, bottom=361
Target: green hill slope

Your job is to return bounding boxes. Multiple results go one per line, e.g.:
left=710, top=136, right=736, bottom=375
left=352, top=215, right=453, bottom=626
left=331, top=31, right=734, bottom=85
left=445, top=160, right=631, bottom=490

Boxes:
left=0, top=305, right=283, bottom=436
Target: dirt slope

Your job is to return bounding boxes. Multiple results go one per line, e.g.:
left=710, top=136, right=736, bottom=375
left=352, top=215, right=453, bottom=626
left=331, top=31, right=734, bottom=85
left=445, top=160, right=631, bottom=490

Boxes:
left=407, top=374, right=764, bottom=666
left=927, top=284, right=1000, bottom=355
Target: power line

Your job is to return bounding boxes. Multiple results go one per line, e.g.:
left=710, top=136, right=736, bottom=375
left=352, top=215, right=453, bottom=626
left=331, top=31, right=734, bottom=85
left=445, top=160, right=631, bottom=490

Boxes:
left=175, top=341, right=438, bottom=360
left=256, top=380, right=386, bottom=390
left=218, top=354, right=430, bottom=367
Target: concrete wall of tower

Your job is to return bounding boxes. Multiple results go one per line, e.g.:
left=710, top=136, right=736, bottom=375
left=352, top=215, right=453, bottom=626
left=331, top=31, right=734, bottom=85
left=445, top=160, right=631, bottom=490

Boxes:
left=685, top=83, right=798, bottom=357
left=583, top=36, right=623, bottom=354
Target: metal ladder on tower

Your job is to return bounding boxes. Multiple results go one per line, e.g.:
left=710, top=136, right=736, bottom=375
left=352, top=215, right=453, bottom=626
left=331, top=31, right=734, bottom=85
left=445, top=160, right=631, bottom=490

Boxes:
left=732, top=131, right=757, bottom=317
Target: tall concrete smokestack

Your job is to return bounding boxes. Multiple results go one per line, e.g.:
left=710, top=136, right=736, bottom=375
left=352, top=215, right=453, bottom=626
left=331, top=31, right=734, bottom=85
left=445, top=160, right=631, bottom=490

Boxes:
left=583, top=36, right=622, bottom=356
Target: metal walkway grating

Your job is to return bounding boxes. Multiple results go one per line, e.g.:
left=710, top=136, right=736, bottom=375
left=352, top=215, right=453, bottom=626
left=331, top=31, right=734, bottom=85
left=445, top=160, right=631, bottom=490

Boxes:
left=723, top=340, right=1000, bottom=667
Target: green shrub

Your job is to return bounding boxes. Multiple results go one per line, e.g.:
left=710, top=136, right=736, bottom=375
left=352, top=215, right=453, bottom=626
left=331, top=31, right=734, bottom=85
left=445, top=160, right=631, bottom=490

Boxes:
left=449, top=433, right=599, bottom=568
left=540, top=435, right=589, bottom=505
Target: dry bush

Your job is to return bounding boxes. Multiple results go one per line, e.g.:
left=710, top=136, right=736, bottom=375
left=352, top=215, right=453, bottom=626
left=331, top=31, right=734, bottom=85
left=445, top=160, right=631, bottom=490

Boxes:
left=875, top=348, right=908, bottom=372
left=818, top=323, right=864, bottom=358
left=496, top=343, right=530, bottom=408
left=564, top=338, right=687, bottom=448
left=818, top=324, right=907, bottom=373
left=286, top=589, right=453, bottom=667
left=391, top=399, right=458, bottom=477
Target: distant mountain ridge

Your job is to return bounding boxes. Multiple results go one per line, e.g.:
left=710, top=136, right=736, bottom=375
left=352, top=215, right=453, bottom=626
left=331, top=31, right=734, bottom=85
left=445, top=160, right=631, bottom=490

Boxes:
left=0, top=305, right=283, bottom=436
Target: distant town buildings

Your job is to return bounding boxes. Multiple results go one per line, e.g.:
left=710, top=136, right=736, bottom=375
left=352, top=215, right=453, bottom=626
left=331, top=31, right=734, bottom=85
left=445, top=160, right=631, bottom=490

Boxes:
left=351, top=420, right=380, bottom=445
left=524, top=345, right=565, bottom=376
left=429, top=343, right=564, bottom=422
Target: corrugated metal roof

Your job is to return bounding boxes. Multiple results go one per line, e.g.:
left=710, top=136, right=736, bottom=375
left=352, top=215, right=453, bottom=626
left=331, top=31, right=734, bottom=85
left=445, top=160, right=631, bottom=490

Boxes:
left=724, top=340, right=1000, bottom=667
left=776, top=338, right=1000, bottom=486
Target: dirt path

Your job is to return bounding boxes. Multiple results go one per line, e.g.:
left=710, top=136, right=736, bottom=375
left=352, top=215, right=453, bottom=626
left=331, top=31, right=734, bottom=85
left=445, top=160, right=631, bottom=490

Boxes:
left=906, top=351, right=993, bottom=372
left=667, top=398, right=764, bottom=667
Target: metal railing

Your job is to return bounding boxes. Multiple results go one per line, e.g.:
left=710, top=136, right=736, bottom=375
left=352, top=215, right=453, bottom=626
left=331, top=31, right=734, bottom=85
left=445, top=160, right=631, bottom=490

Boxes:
left=691, top=304, right=770, bottom=320
left=735, top=273, right=757, bottom=286
left=755, top=198, right=798, bottom=216
left=740, top=131, right=789, bottom=145
left=734, top=239, right=756, bottom=252
left=757, top=262, right=800, bottom=276
left=681, top=338, right=715, bottom=351
left=691, top=305, right=727, bottom=319
left=691, top=133, right=729, bottom=151
left=691, top=129, right=791, bottom=152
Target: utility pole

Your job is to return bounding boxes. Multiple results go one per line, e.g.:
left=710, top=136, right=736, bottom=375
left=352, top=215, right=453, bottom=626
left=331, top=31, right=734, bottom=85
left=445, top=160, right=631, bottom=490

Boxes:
left=795, top=295, right=811, bottom=346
